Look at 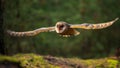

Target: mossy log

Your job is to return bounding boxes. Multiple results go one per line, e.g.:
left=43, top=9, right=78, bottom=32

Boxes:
left=0, top=54, right=119, bottom=68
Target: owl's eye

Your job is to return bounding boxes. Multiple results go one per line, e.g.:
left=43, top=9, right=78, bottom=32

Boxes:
left=57, top=25, right=64, bottom=28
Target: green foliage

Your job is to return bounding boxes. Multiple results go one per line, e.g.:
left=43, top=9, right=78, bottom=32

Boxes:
left=4, top=0, right=120, bottom=58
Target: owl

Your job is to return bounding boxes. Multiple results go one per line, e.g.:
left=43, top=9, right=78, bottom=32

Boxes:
left=7, top=18, right=118, bottom=37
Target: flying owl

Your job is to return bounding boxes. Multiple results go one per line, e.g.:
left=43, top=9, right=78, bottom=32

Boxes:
left=7, top=18, right=118, bottom=37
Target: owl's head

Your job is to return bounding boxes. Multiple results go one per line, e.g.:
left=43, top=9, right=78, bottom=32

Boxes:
left=55, top=21, right=70, bottom=34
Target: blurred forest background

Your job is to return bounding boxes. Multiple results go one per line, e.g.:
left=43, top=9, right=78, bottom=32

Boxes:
left=3, top=0, right=120, bottom=58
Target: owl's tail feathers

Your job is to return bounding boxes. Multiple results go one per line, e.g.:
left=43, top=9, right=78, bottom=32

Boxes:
left=60, top=29, right=80, bottom=37
left=73, top=29, right=80, bottom=36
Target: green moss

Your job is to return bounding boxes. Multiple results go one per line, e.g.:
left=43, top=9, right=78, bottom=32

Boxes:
left=0, top=54, right=120, bottom=68
left=84, top=59, right=120, bottom=68
left=67, top=58, right=120, bottom=68
left=107, top=59, right=119, bottom=68
left=0, top=54, right=59, bottom=68
left=14, top=54, right=59, bottom=68
left=0, top=55, right=18, bottom=62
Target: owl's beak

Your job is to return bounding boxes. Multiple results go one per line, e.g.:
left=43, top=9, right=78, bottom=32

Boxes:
left=58, top=25, right=64, bottom=30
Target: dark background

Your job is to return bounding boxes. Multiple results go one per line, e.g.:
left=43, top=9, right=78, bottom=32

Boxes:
left=2, top=0, right=120, bottom=58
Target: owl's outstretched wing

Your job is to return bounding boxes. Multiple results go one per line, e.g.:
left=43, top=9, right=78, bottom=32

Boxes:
left=70, top=18, right=118, bottom=29
left=7, top=27, right=55, bottom=37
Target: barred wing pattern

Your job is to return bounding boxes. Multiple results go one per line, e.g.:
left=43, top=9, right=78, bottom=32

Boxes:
left=70, top=18, right=118, bottom=29
left=7, top=18, right=118, bottom=37
left=7, top=27, right=55, bottom=37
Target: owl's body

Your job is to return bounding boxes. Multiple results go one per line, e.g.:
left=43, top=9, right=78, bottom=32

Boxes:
left=7, top=18, right=118, bottom=37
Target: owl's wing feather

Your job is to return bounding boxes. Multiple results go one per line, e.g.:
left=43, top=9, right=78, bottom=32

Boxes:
left=70, top=18, right=118, bottom=29
left=7, top=26, right=55, bottom=37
